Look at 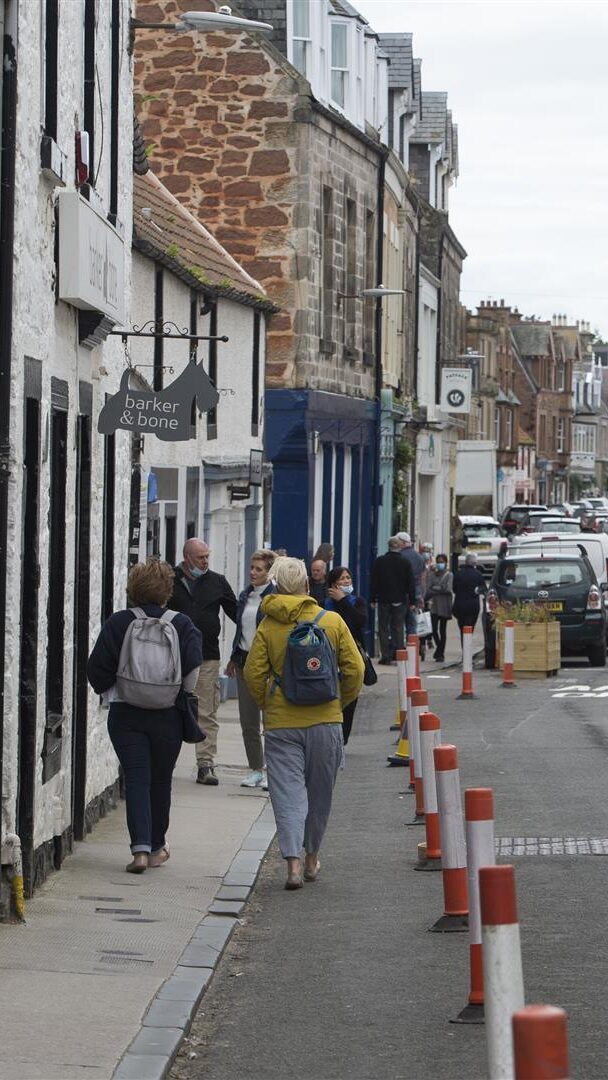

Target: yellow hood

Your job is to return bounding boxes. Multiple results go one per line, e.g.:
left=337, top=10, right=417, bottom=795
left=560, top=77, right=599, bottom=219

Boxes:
left=260, top=593, right=321, bottom=625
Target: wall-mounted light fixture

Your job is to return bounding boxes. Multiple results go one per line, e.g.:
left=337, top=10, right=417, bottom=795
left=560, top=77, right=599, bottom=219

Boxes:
left=130, top=5, right=273, bottom=51
left=336, top=283, right=405, bottom=307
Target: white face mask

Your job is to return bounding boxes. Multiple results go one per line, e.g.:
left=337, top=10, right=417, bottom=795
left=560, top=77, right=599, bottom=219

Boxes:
left=340, top=584, right=354, bottom=595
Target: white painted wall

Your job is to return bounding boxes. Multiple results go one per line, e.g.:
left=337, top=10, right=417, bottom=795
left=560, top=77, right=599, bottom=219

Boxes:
left=3, top=0, right=134, bottom=844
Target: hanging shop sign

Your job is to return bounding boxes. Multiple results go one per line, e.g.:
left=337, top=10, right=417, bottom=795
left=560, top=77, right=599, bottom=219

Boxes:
left=440, top=368, right=472, bottom=413
left=57, top=191, right=126, bottom=324
left=98, top=364, right=220, bottom=441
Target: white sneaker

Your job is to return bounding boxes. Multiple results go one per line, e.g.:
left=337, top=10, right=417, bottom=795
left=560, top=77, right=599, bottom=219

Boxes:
left=241, top=771, right=264, bottom=788
left=261, top=774, right=269, bottom=791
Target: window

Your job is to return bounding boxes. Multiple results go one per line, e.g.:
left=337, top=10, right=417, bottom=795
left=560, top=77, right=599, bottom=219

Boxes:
left=331, top=22, right=348, bottom=108
left=344, top=197, right=357, bottom=341
left=505, top=409, right=513, bottom=449
left=84, top=0, right=95, bottom=182
left=573, top=423, right=596, bottom=455
left=292, top=0, right=310, bottom=76
left=251, top=312, right=261, bottom=435
left=153, top=265, right=164, bottom=391
left=44, top=0, right=59, bottom=140
left=494, top=408, right=500, bottom=445
left=552, top=416, right=557, bottom=453
left=557, top=417, right=565, bottom=453
left=207, top=303, right=218, bottom=438
left=321, top=186, right=333, bottom=342
left=557, top=361, right=565, bottom=391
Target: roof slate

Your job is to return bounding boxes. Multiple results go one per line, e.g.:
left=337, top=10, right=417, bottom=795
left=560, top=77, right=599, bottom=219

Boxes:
left=412, top=91, right=448, bottom=142
left=511, top=323, right=553, bottom=357
left=377, top=33, right=413, bottom=89
left=133, top=171, right=272, bottom=309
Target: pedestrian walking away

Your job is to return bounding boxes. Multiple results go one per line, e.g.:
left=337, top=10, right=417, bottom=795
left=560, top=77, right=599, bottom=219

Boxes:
left=425, top=553, right=453, bottom=662
left=450, top=513, right=468, bottom=577
left=227, top=548, right=277, bottom=789
left=308, top=557, right=328, bottom=606
left=452, top=552, right=487, bottom=641
left=370, top=536, right=416, bottom=663
left=244, top=557, right=364, bottom=890
left=87, top=560, right=202, bottom=873
left=169, top=538, right=237, bottom=786
left=397, top=532, right=426, bottom=639
left=324, top=565, right=368, bottom=745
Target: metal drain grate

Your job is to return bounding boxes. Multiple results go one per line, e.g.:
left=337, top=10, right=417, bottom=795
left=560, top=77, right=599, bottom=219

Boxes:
left=496, top=837, right=608, bottom=856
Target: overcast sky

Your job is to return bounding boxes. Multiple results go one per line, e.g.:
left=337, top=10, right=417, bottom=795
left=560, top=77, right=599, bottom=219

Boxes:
left=355, top=0, right=608, bottom=339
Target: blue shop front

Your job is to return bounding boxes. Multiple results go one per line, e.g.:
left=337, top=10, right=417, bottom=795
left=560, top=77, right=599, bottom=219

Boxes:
left=265, top=389, right=376, bottom=603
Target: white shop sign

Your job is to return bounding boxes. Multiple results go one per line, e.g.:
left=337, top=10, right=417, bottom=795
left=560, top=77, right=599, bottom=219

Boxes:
left=440, top=368, right=472, bottom=413
left=58, top=191, right=125, bottom=324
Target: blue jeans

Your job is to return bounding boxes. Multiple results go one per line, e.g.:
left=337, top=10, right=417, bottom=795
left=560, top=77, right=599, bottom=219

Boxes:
left=108, top=705, right=182, bottom=853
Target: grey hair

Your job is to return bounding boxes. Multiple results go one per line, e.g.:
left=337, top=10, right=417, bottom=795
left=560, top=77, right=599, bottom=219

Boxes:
left=269, top=555, right=309, bottom=595
left=388, top=536, right=403, bottom=551
left=465, top=552, right=477, bottom=566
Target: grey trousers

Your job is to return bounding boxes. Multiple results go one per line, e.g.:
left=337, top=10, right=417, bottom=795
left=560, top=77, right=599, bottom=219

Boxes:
left=378, top=602, right=406, bottom=659
left=235, top=664, right=264, bottom=772
left=264, top=724, right=343, bottom=859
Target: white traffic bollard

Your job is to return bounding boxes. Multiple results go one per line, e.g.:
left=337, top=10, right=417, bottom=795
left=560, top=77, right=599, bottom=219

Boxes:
left=480, top=864, right=525, bottom=1080
left=502, top=620, right=516, bottom=688
left=452, top=787, right=496, bottom=1023
left=408, top=688, right=427, bottom=821
left=431, top=744, right=468, bottom=931
left=415, top=711, right=441, bottom=869
left=458, top=625, right=475, bottom=699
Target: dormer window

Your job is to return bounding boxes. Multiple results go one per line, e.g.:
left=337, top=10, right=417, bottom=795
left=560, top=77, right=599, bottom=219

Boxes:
left=331, top=21, right=348, bottom=108
left=292, top=0, right=311, bottom=77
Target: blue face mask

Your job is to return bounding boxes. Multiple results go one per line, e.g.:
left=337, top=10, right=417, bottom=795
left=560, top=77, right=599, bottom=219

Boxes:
left=436, top=563, right=447, bottom=572
left=340, top=584, right=354, bottom=595
left=190, top=565, right=205, bottom=578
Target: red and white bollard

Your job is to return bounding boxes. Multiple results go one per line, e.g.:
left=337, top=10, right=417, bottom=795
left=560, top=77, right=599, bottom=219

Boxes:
left=502, top=620, right=516, bottom=688
left=431, top=744, right=468, bottom=930
left=415, top=711, right=442, bottom=868
left=452, top=787, right=496, bottom=1023
left=406, top=675, right=421, bottom=789
left=390, top=649, right=407, bottom=730
left=513, top=1005, right=569, bottom=1080
left=458, top=625, right=475, bottom=699
left=407, top=634, right=418, bottom=680
left=408, top=688, right=427, bottom=821
left=480, top=864, right=525, bottom=1080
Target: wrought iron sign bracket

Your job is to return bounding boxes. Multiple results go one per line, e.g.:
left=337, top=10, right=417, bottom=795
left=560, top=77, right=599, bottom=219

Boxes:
left=109, top=319, right=229, bottom=346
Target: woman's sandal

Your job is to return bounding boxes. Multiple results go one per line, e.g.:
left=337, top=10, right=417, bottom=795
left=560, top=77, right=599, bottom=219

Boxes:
left=284, top=872, right=303, bottom=890
left=126, top=853, right=148, bottom=874
left=304, top=860, right=321, bottom=882
left=148, top=846, right=170, bottom=868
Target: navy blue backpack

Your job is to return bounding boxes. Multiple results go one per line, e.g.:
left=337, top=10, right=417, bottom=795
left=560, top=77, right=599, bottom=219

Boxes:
left=272, top=611, right=339, bottom=705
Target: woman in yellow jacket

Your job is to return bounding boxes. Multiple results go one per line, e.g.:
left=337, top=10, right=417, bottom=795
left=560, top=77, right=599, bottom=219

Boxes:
left=244, top=557, right=364, bottom=890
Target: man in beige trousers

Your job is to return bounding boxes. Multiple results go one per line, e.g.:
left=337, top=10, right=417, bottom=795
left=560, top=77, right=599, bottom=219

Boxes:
left=169, top=539, right=237, bottom=785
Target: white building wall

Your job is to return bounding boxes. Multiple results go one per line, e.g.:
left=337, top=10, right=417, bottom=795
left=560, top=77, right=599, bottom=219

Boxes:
left=2, top=0, right=133, bottom=846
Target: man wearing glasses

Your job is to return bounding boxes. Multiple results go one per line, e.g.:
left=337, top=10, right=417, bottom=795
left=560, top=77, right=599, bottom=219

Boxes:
left=170, top=539, right=237, bottom=785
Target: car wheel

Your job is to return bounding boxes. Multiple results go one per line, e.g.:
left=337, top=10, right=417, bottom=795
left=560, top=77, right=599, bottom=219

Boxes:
left=588, top=643, right=606, bottom=667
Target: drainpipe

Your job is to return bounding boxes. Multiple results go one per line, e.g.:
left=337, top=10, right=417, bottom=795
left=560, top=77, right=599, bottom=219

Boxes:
left=410, top=205, right=422, bottom=539
left=0, top=13, right=17, bottom=894
left=1, top=834, right=25, bottom=921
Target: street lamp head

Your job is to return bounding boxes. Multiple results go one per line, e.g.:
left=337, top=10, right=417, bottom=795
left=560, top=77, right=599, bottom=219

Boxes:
left=179, top=7, right=273, bottom=32
left=360, top=284, right=406, bottom=299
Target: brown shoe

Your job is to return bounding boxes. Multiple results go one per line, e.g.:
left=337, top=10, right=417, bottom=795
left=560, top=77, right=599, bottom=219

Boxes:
left=304, top=859, right=321, bottom=882
left=126, top=853, right=148, bottom=874
left=148, top=846, right=170, bottom=868
left=284, top=872, right=303, bottom=890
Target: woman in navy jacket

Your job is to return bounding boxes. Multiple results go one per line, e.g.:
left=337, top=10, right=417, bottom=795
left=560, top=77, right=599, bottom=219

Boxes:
left=324, top=565, right=367, bottom=744
left=87, top=560, right=202, bottom=874
left=226, top=549, right=276, bottom=789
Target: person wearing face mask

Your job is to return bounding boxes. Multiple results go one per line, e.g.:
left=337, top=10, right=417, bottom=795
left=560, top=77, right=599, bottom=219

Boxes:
left=425, top=553, right=453, bottom=662
left=169, top=538, right=237, bottom=785
left=324, top=566, right=367, bottom=744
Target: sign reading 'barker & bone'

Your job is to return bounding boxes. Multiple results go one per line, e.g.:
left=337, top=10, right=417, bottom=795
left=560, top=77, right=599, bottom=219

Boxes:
left=98, top=363, right=220, bottom=441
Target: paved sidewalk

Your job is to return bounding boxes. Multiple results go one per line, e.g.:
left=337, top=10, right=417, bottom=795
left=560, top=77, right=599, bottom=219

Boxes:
left=0, top=700, right=271, bottom=1080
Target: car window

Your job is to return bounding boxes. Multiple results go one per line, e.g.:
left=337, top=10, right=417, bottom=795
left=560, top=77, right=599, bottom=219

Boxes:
left=537, top=520, right=580, bottom=533
left=464, top=524, right=501, bottom=538
left=508, top=508, right=529, bottom=520
left=499, top=559, right=588, bottom=589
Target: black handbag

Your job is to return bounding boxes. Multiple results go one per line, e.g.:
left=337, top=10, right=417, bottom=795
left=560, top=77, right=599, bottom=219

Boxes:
left=357, top=642, right=378, bottom=687
left=178, top=690, right=206, bottom=744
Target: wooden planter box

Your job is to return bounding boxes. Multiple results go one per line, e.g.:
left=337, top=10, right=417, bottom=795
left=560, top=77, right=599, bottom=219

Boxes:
left=497, top=621, right=561, bottom=677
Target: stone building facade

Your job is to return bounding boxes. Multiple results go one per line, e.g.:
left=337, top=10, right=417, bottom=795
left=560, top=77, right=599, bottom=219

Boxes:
left=135, top=0, right=389, bottom=596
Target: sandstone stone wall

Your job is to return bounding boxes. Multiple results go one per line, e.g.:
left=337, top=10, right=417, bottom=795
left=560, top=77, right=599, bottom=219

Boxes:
left=134, top=0, right=381, bottom=399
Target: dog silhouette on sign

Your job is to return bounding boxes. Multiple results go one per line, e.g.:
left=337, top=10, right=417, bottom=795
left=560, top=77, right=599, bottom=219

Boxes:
left=98, top=362, right=220, bottom=441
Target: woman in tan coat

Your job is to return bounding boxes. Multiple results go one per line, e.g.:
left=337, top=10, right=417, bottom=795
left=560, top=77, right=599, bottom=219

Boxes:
left=244, top=557, right=364, bottom=890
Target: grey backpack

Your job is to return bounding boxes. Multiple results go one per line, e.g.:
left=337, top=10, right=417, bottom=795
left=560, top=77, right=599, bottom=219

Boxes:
left=115, top=608, right=182, bottom=709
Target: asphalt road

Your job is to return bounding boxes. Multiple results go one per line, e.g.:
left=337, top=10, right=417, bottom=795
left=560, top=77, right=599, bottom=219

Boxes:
left=171, top=664, right=608, bottom=1080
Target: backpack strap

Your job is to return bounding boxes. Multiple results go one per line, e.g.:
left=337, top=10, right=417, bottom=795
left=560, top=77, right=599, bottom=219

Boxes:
left=131, top=607, right=147, bottom=620
left=312, top=610, right=326, bottom=627
left=160, top=609, right=178, bottom=625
